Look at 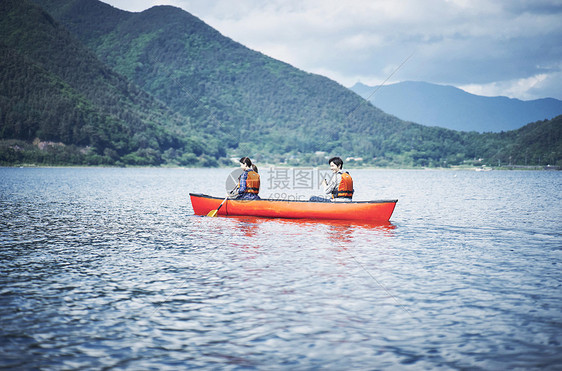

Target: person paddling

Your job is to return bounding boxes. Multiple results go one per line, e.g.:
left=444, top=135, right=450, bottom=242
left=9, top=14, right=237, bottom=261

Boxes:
left=232, top=157, right=261, bottom=200
left=311, top=156, right=354, bottom=202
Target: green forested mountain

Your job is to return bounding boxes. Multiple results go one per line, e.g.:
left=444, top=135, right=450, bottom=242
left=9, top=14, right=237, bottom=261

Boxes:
left=490, top=116, right=562, bottom=166
left=1, top=0, right=560, bottom=167
left=34, top=0, right=408, bottom=159
left=0, top=0, right=215, bottom=166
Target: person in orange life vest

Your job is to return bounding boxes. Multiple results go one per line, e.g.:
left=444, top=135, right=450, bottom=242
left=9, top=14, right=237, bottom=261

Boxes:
left=322, top=156, right=354, bottom=201
left=235, top=157, right=260, bottom=200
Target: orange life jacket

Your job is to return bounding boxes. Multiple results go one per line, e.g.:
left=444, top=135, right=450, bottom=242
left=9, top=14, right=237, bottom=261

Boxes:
left=332, top=171, right=354, bottom=199
left=244, top=170, right=260, bottom=194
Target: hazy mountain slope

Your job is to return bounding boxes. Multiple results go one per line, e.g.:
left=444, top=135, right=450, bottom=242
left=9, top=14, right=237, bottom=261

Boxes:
left=352, top=81, right=562, bottom=133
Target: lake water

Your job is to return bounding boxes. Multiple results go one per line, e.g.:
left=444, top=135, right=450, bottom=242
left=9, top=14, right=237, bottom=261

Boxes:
left=1, top=167, right=561, bottom=370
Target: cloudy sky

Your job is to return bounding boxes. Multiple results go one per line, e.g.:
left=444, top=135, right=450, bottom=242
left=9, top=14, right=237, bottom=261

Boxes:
left=103, top=0, right=562, bottom=100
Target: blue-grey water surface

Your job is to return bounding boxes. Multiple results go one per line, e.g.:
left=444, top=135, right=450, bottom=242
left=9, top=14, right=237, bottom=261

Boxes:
left=1, top=167, right=561, bottom=370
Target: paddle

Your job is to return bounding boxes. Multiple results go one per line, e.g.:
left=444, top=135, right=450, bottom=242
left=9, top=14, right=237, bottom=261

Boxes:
left=207, top=196, right=228, bottom=217
left=207, top=177, right=240, bottom=217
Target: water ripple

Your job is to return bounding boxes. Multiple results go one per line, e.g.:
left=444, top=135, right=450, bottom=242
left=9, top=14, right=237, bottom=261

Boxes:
left=1, top=168, right=560, bottom=369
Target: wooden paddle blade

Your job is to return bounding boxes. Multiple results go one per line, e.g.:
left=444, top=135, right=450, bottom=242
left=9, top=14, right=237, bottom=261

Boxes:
left=206, top=209, right=218, bottom=217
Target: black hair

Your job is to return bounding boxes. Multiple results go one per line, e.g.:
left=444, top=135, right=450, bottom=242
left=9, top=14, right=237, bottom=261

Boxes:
left=239, top=157, right=252, bottom=167
left=328, top=156, right=343, bottom=169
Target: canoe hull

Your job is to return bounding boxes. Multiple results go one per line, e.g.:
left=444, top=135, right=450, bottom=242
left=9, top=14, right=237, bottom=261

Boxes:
left=189, top=193, right=397, bottom=222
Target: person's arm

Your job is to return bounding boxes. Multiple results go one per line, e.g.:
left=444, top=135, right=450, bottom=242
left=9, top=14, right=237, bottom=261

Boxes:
left=323, top=173, right=340, bottom=195
left=238, top=171, right=248, bottom=193
left=228, top=184, right=239, bottom=197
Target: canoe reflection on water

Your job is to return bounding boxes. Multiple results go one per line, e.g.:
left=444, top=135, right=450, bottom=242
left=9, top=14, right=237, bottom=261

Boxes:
left=194, top=214, right=396, bottom=251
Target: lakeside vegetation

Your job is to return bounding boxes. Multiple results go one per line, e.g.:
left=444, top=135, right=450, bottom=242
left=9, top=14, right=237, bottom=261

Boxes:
left=1, top=0, right=560, bottom=168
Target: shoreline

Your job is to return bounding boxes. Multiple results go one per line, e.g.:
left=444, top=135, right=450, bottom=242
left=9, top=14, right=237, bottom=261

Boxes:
left=2, top=164, right=560, bottom=171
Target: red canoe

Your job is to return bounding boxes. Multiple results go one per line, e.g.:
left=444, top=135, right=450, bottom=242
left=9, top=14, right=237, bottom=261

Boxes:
left=189, top=193, right=397, bottom=222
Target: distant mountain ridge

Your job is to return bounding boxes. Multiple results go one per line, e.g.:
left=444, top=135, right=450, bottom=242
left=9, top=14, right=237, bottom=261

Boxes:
left=351, top=81, right=562, bottom=133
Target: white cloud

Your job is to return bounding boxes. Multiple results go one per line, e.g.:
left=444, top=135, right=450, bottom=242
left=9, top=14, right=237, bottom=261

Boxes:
left=102, top=0, right=562, bottom=100
left=103, top=0, right=177, bottom=12
left=461, top=68, right=562, bottom=101
left=527, top=70, right=562, bottom=100
left=460, top=74, right=549, bottom=100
